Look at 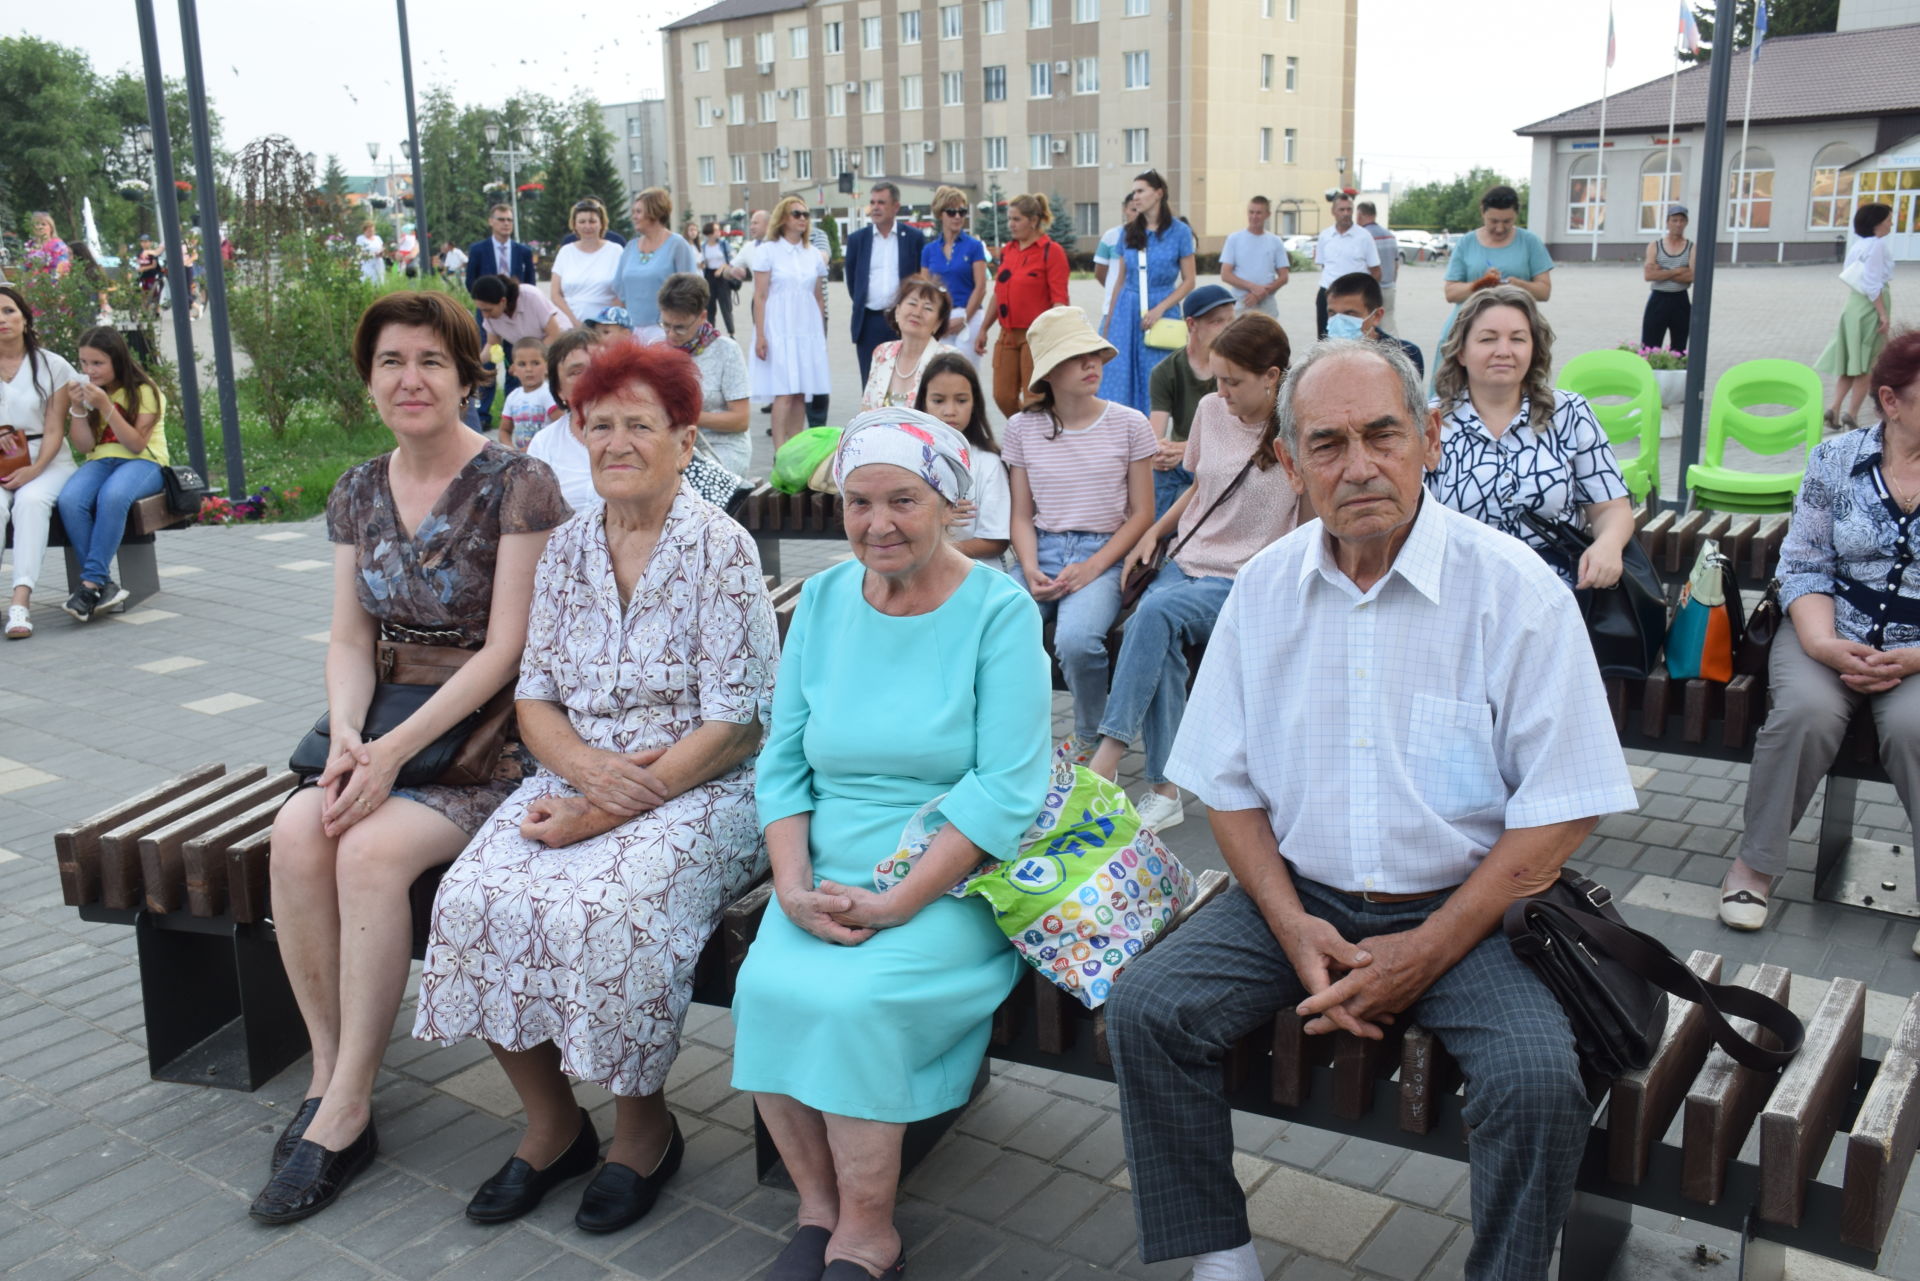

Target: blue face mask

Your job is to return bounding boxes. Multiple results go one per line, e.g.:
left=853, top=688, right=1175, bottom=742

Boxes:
left=1326, top=312, right=1367, bottom=341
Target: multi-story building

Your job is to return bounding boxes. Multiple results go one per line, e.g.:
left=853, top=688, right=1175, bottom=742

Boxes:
left=601, top=99, right=671, bottom=209
left=659, top=0, right=1355, bottom=252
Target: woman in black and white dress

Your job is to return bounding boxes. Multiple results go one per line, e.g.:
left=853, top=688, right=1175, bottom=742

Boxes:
left=1424, top=285, right=1633, bottom=589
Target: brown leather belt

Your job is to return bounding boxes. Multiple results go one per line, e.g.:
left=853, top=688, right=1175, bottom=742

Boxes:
left=1350, top=886, right=1455, bottom=904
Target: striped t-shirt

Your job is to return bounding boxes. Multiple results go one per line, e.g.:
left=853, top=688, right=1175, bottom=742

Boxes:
left=1002, top=401, right=1157, bottom=534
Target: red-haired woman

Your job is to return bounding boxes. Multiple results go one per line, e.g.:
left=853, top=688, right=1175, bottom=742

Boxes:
left=413, top=341, right=778, bottom=1233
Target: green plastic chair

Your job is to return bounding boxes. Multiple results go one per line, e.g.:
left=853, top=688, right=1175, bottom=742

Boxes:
left=1556, top=349, right=1661, bottom=505
left=1684, top=359, right=1824, bottom=513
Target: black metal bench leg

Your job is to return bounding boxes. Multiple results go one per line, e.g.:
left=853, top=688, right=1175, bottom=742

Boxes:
left=1813, top=774, right=1918, bottom=917
left=117, top=541, right=161, bottom=609
left=752, top=1061, right=989, bottom=1188
left=1557, top=1191, right=1633, bottom=1281
left=137, top=914, right=309, bottom=1091
left=1816, top=773, right=1860, bottom=891
left=1738, top=1211, right=1786, bottom=1281
left=754, top=531, right=781, bottom=581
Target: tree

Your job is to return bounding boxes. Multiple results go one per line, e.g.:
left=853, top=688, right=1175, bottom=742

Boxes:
left=981, top=179, right=1011, bottom=248
left=1388, top=168, right=1530, bottom=232
left=1686, top=0, right=1837, bottom=60
left=1047, top=191, right=1078, bottom=256
left=319, top=154, right=353, bottom=231
left=577, top=114, right=624, bottom=220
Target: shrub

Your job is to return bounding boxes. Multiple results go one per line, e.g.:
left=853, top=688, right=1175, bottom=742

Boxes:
left=226, top=234, right=385, bottom=435
left=1618, top=342, right=1688, bottom=370
left=16, top=268, right=178, bottom=414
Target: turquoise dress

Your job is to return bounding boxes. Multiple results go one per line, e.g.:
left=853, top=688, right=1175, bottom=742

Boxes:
left=1436, top=227, right=1555, bottom=361
left=730, top=560, right=1051, bottom=1122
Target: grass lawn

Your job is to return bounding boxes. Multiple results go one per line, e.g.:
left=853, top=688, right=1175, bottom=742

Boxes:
left=164, top=388, right=389, bottom=524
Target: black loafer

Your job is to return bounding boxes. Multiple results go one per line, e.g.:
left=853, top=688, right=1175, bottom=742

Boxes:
left=769, top=1224, right=834, bottom=1281
left=269, top=1097, right=323, bottom=1175
left=821, top=1257, right=905, bottom=1280
left=574, top=1117, right=684, bottom=1233
left=249, top=1117, right=378, bottom=1224
left=466, top=1108, right=600, bottom=1224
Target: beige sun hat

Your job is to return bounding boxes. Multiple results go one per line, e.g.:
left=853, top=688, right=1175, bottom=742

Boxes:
left=1024, top=305, right=1118, bottom=393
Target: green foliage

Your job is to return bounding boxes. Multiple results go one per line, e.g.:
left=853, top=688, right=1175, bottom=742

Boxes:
left=576, top=118, right=624, bottom=225
left=225, top=236, right=386, bottom=435
left=1686, top=0, right=1836, bottom=61
left=981, top=180, right=1012, bottom=246
left=12, top=268, right=175, bottom=409
left=1388, top=168, right=1530, bottom=233
left=819, top=211, right=841, bottom=262
left=1047, top=191, right=1078, bottom=256
left=166, top=394, right=384, bottom=524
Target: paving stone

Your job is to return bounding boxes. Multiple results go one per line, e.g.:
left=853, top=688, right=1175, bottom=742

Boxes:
left=1378, top=1152, right=1467, bottom=1211
left=1350, top=1206, right=1456, bottom=1281
left=903, top=1220, right=1008, bottom=1281
left=210, top=1234, right=376, bottom=1281
left=1245, top=1164, right=1394, bottom=1262
left=607, top=1205, right=738, bottom=1280
left=1316, top=1137, right=1404, bottom=1192
left=901, top=1133, right=1002, bottom=1202
left=955, top=1080, right=1056, bottom=1146
left=520, top=1251, right=622, bottom=1281
left=1057, top=1114, right=1127, bottom=1181
left=662, top=1225, right=782, bottom=1280
left=1263, top=1124, right=1345, bottom=1172
left=948, top=1149, right=1057, bottom=1221
left=1001, top=1173, right=1116, bottom=1245
left=1004, top=1098, right=1108, bottom=1162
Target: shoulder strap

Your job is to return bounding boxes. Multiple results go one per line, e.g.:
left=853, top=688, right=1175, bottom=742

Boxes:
left=1137, top=249, right=1150, bottom=319
left=1167, top=450, right=1263, bottom=564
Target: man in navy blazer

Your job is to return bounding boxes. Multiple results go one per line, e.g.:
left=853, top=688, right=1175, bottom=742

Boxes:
left=842, top=182, right=927, bottom=386
left=465, top=204, right=537, bottom=430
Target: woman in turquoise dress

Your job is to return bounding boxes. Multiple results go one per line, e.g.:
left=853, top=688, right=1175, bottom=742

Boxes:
left=1099, top=171, right=1197, bottom=415
left=1436, top=183, right=1554, bottom=368
left=732, top=409, right=1051, bottom=1281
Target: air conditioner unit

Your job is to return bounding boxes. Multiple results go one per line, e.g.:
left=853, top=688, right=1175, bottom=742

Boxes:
left=1051, top=138, right=1069, bottom=154
left=922, top=140, right=936, bottom=153
left=1054, top=60, right=1071, bottom=73
left=759, top=62, right=773, bottom=74
left=777, top=145, right=790, bottom=158
left=779, top=154, right=791, bottom=169
left=777, top=88, right=790, bottom=98
left=712, top=108, right=725, bottom=119
left=844, top=81, right=858, bottom=92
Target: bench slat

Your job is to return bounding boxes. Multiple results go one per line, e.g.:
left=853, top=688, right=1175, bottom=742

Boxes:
left=1683, top=962, right=1791, bottom=1206
left=1682, top=679, right=1713, bottom=743
left=1398, top=1026, right=1458, bottom=1136
left=1724, top=516, right=1760, bottom=571
left=1759, top=977, right=1866, bottom=1227
left=1664, top=511, right=1709, bottom=574
left=57, top=764, right=226, bottom=907
left=101, top=769, right=266, bottom=910
left=1752, top=517, right=1788, bottom=583
left=1842, top=994, right=1920, bottom=1251
left=1331, top=1028, right=1400, bottom=1121
left=1637, top=509, right=1675, bottom=562
left=1607, top=950, right=1724, bottom=1184
left=1639, top=669, right=1672, bottom=740
left=721, top=882, right=775, bottom=992
left=1034, top=972, right=1077, bottom=1056
left=1723, top=676, right=1759, bottom=750
left=141, top=771, right=296, bottom=915
left=182, top=779, right=300, bottom=917
left=1271, top=1012, right=1331, bottom=1108
left=225, top=828, right=275, bottom=923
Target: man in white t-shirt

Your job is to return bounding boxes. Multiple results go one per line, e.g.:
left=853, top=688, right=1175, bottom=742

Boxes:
left=1310, top=195, right=1380, bottom=338
left=1220, top=196, right=1289, bottom=317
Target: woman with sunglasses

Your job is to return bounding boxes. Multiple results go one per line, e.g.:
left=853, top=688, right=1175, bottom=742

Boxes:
left=921, top=185, right=990, bottom=368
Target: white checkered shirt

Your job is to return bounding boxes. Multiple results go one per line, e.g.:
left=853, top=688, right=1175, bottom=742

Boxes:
left=1165, top=496, right=1639, bottom=894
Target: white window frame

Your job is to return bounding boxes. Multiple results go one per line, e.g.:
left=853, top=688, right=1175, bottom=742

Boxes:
left=862, top=16, right=883, bottom=48
left=1124, top=0, right=1148, bottom=13
left=1029, top=61, right=1053, bottom=97
left=692, top=41, right=709, bottom=72
left=758, top=90, right=776, bottom=122
left=1287, top=0, right=1299, bottom=17
left=863, top=79, right=885, bottom=114
left=828, top=147, right=847, bottom=176
left=1283, top=127, right=1297, bottom=164
left=941, top=70, right=964, bottom=106
left=698, top=156, right=716, bottom=185
left=900, top=9, right=921, bottom=43
left=1075, top=130, right=1098, bottom=167
left=941, top=4, right=963, bottom=38
left=1075, top=57, right=1099, bottom=94
left=695, top=96, right=713, bottom=128
left=984, top=136, right=1008, bottom=171
left=827, top=83, right=847, bottom=116
left=1260, top=54, right=1273, bottom=90
left=1030, top=0, right=1052, bottom=29
left=1259, top=127, right=1272, bottom=163
left=864, top=144, right=886, bottom=175
left=1076, top=202, right=1101, bottom=236
left=902, top=142, right=926, bottom=176
left=762, top=151, right=780, bottom=182
left=984, top=65, right=1007, bottom=101
left=900, top=74, right=923, bottom=110
left=984, top=0, right=1005, bottom=34
left=1285, top=56, right=1299, bottom=91
left=1074, top=0, right=1099, bottom=20
left=1808, top=144, right=1860, bottom=230
left=728, top=92, right=746, bottom=124
left=1638, top=153, right=1684, bottom=232
left=756, top=31, right=775, bottom=64
left=1029, top=133, right=1054, bottom=169
left=1124, top=51, right=1149, bottom=88
left=795, top=149, right=813, bottom=180
left=725, top=36, right=743, bottom=67
left=792, top=87, right=810, bottom=119
left=789, top=26, right=808, bottom=58
left=1728, top=147, right=1775, bottom=231
left=1123, top=128, right=1148, bottom=164
left=943, top=139, right=965, bottom=172
left=730, top=154, right=747, bottom=184
left=823, top=21, right=843, bottom=53
left=1566, top=153, right=1608, bottom=234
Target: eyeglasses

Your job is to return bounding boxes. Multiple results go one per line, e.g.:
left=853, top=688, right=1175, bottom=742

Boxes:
left=942, top=208, right=968, bottom=217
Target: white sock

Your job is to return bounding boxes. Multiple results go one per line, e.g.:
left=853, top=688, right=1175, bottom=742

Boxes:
left=1190, top=1240, right=1262, bottom=1281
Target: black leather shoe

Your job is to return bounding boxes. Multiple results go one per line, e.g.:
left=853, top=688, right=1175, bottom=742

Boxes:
left=248, top=1118, right=378, bottom=1224
left=269, top=1098, right=323, bottom=1176
left=466, top=1108, right=600, bottom=1224
left=574, top=1117, right=684, bottom=1233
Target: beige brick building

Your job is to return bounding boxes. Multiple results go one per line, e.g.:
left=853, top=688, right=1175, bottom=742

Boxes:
left=658, top=0, right=1356, bottom=253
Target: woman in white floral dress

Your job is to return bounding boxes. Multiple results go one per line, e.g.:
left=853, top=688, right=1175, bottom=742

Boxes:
left=414, top=341, right=778, bottom=1235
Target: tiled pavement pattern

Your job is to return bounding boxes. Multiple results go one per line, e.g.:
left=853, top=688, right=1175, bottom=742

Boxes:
left=0, top=264, right=1913, bottom=1279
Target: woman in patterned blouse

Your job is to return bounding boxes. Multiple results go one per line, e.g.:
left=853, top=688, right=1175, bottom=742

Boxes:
left=1722, top=332, right=1920, bottom=945
left=1425, top=285, right=1632, bottom=589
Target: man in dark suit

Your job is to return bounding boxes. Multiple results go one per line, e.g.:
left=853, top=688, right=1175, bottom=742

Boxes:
left=465, top=204, right=537, bottom=430
left=842, top=182, right=927, bottom=386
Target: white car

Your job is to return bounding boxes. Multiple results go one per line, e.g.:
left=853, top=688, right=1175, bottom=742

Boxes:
left=1390, top=229, right=1435, bottom=264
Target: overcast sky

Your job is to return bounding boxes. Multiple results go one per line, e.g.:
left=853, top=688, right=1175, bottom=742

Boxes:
left=13, top=0, right=1698, bottom=191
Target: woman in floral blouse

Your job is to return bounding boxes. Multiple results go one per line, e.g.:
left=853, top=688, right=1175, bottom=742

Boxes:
left=859, top=275, right=957, bottom=412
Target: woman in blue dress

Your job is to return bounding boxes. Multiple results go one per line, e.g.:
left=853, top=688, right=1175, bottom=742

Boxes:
left=732, top=409, right=1052, bottom=1281
left=921, top=185, right=991, bottom=364
left=1099, top=171, right=1197, bottom=415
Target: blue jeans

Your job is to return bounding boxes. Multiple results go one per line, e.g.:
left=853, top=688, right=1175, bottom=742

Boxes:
left=57, top=458, right=163, bottom=585
left=1097, top=564, right=1232, bottom=784
left=1152, top=465, right=1193, bottom=521
left=1011, top=530, right=1125, bottom=742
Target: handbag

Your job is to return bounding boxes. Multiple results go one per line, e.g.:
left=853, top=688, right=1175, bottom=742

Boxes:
left=1734, top=577, right=1782, bottom=678
left=1506, top=869, right=1804, bottom=1076
left=0, top=426, right=28, bottom=480
left=1515, top=510, right=1668, bottom=679
left=289, top=638, right=514, bottom=788
left=1138, top=252, right=1188, bottom=351
left=1665, top=540, right=1745, bottom=682
left=1839, top=257, right=1873, bottom=295
left=1118, top=451, right=1262, bottom=613
left=159, top=463, right=211, bottom=517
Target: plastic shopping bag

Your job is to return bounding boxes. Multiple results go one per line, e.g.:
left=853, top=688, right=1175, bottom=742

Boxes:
left=769, top=426, right=842, bottom=494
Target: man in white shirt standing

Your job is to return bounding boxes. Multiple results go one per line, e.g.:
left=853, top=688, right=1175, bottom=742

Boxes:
left=1106, top=338, right=1638, bottom=1281
left=1310, top=195, right=1380, bottom=339
left=1219, top=196, right=1289, bottom=317
left=1355, top=201, right=1400, bottom=333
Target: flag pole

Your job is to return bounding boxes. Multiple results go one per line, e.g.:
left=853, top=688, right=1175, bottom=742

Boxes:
left=1663, top=41, right=1681, bottom=225
left=1594, top=5, right=1614, bottom=261
left=1732, top=58, right=1754, bottom=262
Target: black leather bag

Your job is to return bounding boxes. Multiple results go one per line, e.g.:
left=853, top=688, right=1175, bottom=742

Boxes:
left=288, top=683, right=486, bottom=787
left=1505, top=871, right=1804, bottom=1077
left=1735, top=578, right=1782, bottom=678
left=159, top=463, right=211, bottom=517
left=1516, top=510, right=1668, bottom=679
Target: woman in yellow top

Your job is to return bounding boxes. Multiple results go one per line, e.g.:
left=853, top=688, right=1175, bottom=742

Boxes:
left=57, top=326, right=170, bottom=621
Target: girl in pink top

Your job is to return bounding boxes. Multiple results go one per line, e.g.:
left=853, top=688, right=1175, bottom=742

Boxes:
left=1001, top=306, right=1157, bottom=762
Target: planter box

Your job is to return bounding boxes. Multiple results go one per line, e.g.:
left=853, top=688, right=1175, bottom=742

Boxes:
left=1653, top=369, right=1687, bottom=408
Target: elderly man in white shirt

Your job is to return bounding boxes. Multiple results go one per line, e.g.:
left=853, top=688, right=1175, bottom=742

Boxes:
left=1311, top=195, right=1380, bottom=340
left=1106, top=338, right=1639, bottom=1281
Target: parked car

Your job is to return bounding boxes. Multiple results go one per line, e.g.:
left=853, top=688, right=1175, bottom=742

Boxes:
left=1391, top=229, right=1434, bottom=265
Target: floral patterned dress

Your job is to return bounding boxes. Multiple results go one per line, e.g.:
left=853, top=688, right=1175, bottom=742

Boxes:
left=412, top=486, right=779, bottom=1094
left=324, top=442, right=571, bottom=834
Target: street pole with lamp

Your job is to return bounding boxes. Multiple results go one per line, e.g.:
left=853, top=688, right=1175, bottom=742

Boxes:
left=396, top=0, right=428, bottom=286
left=485, top=122, right=532, bottom=232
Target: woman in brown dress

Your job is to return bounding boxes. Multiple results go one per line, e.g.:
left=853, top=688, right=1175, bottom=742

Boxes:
left=250, top=291, right=571, bottom=1224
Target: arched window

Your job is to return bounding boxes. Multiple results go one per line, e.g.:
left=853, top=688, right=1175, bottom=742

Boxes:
left=1639, top=150, right=1684, bottom=232
left=1728, top=146, right=1774, bottom=230
left=1567, top=152, right=1607, bottom=233
left=1809, top=143, right=1861, bottom=230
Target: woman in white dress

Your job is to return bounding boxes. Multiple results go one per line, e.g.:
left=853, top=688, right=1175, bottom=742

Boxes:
left=749, top=195, right=830, bottom=450
left=355, top=222, right=385, bottom=285
left=550, top=199, right=624, bottom=328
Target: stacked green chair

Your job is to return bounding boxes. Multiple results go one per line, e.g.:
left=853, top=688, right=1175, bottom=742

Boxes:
left=1684, top=359, right=1824, bottom=513
left=1556, top=349, right=1661, bottom=505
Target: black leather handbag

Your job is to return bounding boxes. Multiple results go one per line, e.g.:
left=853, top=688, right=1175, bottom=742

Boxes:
left=1505, top=871, right=1804, bottom=1076
left=288, top=684, right=486, bottom=787
left=1516, top=510, right=1668, bottom=679
left=159, top=463, right=211, bottom=517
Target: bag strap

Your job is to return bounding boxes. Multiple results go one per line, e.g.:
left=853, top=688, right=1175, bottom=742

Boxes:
left=1165, top=451, right=1262, bottom=565
left=1137, top=249, right=1150, bottom=320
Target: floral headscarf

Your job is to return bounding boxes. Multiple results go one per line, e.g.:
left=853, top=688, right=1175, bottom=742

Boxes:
left=833, top=408, right=974, bottom=502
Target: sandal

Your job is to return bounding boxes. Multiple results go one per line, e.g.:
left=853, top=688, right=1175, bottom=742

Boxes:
left=1824, top=407, right=1841, bottom=432
left=4, top=605, right=29, bottom=639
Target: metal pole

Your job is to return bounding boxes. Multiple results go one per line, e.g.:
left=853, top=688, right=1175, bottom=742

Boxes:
left=1677, top=29, right=1738, bottom=508
left=397, top=0, right=428, bottom=285
left=1732, top=59, right=1756, bottom=264
left=175, top=0, right=244, bottom=499
left=132, top=0, right=207, bottom=482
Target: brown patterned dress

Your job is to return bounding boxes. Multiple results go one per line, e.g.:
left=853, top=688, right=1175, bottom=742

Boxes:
left=324, top=442, right=571, bottom=834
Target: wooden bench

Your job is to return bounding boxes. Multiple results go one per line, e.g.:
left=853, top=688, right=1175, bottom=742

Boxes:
left=2, top=492, right=192, bottom=611
left=734, top=484, right=845, bottom=580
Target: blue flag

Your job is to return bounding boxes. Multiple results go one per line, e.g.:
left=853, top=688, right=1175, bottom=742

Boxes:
left=1753, top=0, right=1768, bottom=62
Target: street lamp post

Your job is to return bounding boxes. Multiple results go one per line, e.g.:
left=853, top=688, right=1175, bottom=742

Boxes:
left=485, top=122, right=532, bottom=231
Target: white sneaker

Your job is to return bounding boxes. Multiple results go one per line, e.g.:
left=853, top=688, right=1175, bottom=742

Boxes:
left=4, top=605, right=29, bottom=639
left=1135, top=790, right=1185, bottom=832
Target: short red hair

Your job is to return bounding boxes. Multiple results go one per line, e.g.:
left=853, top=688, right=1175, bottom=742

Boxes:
left=1870, top=330, right=1920, bottom=409
left=569, top=340, right=702, bottom=428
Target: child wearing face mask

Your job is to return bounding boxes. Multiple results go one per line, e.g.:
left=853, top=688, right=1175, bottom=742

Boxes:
left=1322, top=272, right=1424, bottom=377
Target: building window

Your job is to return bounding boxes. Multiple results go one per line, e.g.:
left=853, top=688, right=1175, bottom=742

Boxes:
left=725, top=36, right=742, bottom=67
left=943, top=139, right=965, bottom=171
left=865, top=144, right=886, bottom=174
left=900, top=74, right=922, bottom=110
left=695, top=96, right=713, bottom=127
left=1030, top=0, right=1052, bottom=28
left=941, top=71, right=964, bottom=106
left=1287, top=0, right=1299, bottom=17
left=698, top=156, right=716, bottom=185
left=756, top=31, right=775, bottom=64
left=1124, top=51, right=1150, bottom=88
left=1808, top=143, right=1861, bottom=230
left=728, top=93, right=745, bottom=124
left=1283, top=127, right=1297, bottom=163
left=1076, top=202, right=1101, bottom=235
left=792, top=87, right=810, bottom=118
left=1124, top=128, right=1148, bottom=164
left=1566, top=152, right=1608, bottom=233
left=984, top=0, right=1006, bottom=32
left=828, top=147, right=847, bottom=176
left=984, top=136, right=1008, bottom=171
left=1075, top=130, right=1098, bottom=166
left=1029, top=62, right=1053, bottom=97
left=692, top=41, right=709, bottom=72
left=1075, top=0, right=1099, bottom=19
left=762, top=151, right=780, bottom=181
left=1263, top=0, right=1274, bottom=14
left=758, top=90, right=776, bottom=122
left=1075, top=57, right=1099, bottom=93
left=862, top=16, right=883, bottom=48
left=941, top=4, right=963, bottom=38
left=1125, top=0, right=1148, bottom=12
left=730, top=154, right=747, bottom=184
left=1030, top=133, right=1054, bottom=169
left=1259, top=127, right=1272, bottom=163
left=984, top=66, right=1007, bottom=101
left=823, top=21, right=843, bottom=53
left=863, top=79, right=884, bottom=113
left=902, top=143, right=926, bottom=176
left=901, top=10, right=921, bottom=43
left=1259, top=54, right=1273, bottom=90
left=790, top=26, right=808, bottom=58
left=795, top=149, right=813, bottom=180
left=628, top=116, right=645, bottom=138
left=1638, top=151, right=1684, bottom=231
left=827, top=83, right=847, bottom=115
left=1285, top=56, right=1298, bottom=91
left=1729, top=145, right=1774, bottom=230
